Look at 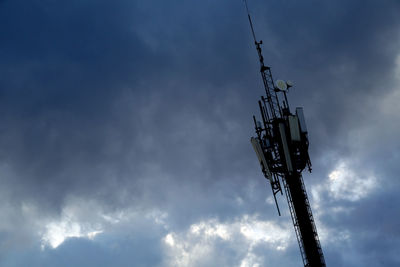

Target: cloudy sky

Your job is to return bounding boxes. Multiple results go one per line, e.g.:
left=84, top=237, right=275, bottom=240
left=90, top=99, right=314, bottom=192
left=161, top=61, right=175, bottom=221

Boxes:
left=1, top=0, right=400, bottom=266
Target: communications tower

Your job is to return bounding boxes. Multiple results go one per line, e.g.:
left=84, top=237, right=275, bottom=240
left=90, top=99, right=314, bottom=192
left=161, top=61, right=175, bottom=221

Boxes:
left=245, top=1, right=326, bottom=266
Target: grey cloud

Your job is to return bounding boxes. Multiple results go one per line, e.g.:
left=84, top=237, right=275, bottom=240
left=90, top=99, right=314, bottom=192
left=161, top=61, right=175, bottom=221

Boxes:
left=0, top=0, right=400, bottom=266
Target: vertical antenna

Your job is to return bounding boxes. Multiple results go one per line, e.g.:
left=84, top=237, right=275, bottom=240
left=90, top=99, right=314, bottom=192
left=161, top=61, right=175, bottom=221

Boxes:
left=244, top=0, right=257, bottom=43
left=243, top=0, right=282, bottom=119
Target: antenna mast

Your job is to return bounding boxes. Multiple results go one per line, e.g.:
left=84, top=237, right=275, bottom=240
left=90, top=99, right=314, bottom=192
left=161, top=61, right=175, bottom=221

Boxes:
left=245, top=1, right=326, bottom=266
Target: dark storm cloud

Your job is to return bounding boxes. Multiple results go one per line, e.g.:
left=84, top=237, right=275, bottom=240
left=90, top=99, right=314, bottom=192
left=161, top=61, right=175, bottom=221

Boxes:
left=0, top=0, right=152, bottom=206
left=0, top=0, right=400, bottom=266
left=0, top=0, right=255, bottom=215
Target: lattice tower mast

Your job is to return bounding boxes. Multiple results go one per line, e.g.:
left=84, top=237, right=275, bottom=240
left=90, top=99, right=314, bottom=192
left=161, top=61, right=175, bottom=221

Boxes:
left=245, top=1, right=326, bottom=266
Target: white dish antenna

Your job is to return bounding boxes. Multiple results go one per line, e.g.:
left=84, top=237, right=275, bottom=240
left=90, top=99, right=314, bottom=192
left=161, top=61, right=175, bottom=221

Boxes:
left=275, top=80, right=287, bottom=91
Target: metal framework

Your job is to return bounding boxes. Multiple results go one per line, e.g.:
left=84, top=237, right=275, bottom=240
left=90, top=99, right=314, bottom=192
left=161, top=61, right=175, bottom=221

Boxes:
left=245, top=1, right=326, bottom=266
